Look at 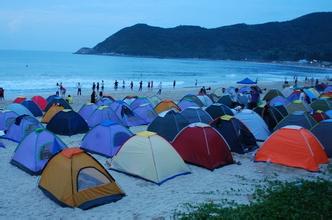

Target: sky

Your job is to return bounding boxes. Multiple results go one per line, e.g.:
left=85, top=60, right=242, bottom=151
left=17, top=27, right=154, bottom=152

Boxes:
left=0, top=0, right=331, bottom=52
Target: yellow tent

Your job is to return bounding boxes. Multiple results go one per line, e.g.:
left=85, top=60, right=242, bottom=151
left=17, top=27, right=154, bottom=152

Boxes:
left=42, top=105, right=64, bottom=123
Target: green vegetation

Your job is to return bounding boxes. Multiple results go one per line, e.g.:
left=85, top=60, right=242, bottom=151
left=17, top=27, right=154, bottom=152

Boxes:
left=77, top=12, right=332, bottom=62
left=176, top=179, right=332, bottom=220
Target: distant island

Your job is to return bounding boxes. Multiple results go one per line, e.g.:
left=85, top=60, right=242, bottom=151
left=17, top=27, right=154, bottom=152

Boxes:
left=76, top=12, right=332, bottom=62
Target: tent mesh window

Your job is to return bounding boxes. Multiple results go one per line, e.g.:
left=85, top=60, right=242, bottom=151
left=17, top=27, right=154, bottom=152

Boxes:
left=77, top=168, right=110, bottom=192
left=39, top=142, right=53, bottom=160
left=5, top=117, right=15, bottom=128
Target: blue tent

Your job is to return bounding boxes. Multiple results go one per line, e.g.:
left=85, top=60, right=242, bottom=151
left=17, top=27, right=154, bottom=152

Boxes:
left=6, top=103, right=33, bottom=117
left=311, top=119, right=332, bottom=157
left=237, top=77, right=256, bottom=85
left=45, top=97, right=72, bottom=112
left=21, top=99, right=43, bottom=117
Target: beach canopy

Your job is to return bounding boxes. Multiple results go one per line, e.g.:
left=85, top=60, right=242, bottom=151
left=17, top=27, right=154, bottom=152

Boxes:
left=132, top=103, right=158, bottom=124
left=180, top=107, right=212, bottom=124
left=255, top=126, right=328, bottom=171
left=13, top=96, right=26, bottom=104
left=311, top=119, right=332, bottom=157
left=110, top=131, right=190, bottom=184
left=210, top=115, right=257, bottom=154
left=310, top=99, right=332, bottom=112
left=42, top=105, right=64, bottom=123
left=177, top=99, right=200, bottom=110
left=32, top=96, right=47, bottom=111
left=0, top=110, right=18, bottom=130
left=172, top=123, right=233, bottom=170
left=39, top=148, right=124, bottom=209
left=110, top=101, right=146, bottom=127
left=81, top=121, right=133, bottom=157
left=147, top=110, right=190, bottom=142
left=274, top=111, right=316, bottom=131
left=3, top=115, right=43, bottom=142
left=263, top=89, right=284, bottom=102
left=21, top=99, right=43, bottom=117
left=86, top=105, right=120, bottom=128
left=154, top=99, right=181, bottom=114
left=11, top=128, right=67, bottom=175
left=235, top=109, right=270, bottom=141
left=78, top=103, right=98, bottom=121
left=6, top=103, right=33, bottom=117
left=205, top=103, right=234, bottom=120
left=45, top=97, right=71, bottom=112
left=47, top=110, right=89, bottom=136
left=237, top=77, right=256, bottom=85
left=286, top=100, right=312, bottom=114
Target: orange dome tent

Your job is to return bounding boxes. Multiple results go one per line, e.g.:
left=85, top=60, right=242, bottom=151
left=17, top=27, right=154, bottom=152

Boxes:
left=154, top=99, right=180, bottom=114
left=42, top=105, right=64, bottom=123
left=255, top=126, right=328, bottom=171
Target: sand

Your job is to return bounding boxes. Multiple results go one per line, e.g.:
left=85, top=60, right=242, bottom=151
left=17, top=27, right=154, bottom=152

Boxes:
left=0, top=81, right=331, bottom=219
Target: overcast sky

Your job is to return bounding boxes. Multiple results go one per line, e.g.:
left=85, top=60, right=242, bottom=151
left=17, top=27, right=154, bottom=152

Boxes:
left=1, top=0, right=331, bottom=52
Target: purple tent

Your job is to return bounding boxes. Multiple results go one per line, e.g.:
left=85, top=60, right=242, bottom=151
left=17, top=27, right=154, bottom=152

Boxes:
left=130, top=97, right=151, bottom=109
left=132, top=103, right=158, bottom=124
left=10, top=128, right=66, bottom=175
left=287, top=91, right=301, bottom=102
left=324, top=85, right=332, bottom=93
left=81, top=120, right=133, bottom=157
left=78, top=103, right=98, bottom=121
left=0, top=141, right=4, bottom=148
left=96, top=97, right=114, bottom=107
left=178, top=99, right=200, bottom=110
left=270, top=96, right=290, bottom=107
left=0, top=110, right=19, bottom=130
left=3, top=115, right=43, bottom=142
left=87, top=106, right=121, bottom=127
left=110, top=101, right=146, bottom=127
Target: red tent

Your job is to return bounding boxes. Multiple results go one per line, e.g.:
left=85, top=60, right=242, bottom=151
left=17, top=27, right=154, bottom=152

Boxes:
left=13, top=96, right=26, bottom=104
left=32, top=96, right=47, bottom=111
left=172, top=123, right=233, bottom=170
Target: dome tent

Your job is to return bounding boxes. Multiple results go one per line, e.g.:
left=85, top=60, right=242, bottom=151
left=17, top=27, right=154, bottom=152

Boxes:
left=11, top=128, right=67, bottom=175
left=274, top=111, right=316, bottom=131
left=255, top=126, right=328, bottom=171
left=86, top=105, right=120, bottom=128
left=21, top=99, right=43, bottom=117
left=78, top=103, right=98, bottom=121
left=177, top=99, right=200, bottom=110
left=132, top=103, right=158, bottom=124
left=179, top=94, right=204, bottom=107
left=130, top=97, right=152, bottom=109
left=6, top=103, right=33, bottom=117
left=42, top=105, right=64, bottom=123
left=0, top=110, right=18, bottom=130
left=311, top=119, right=332, bottom=157
left=109, top=131, right=190, bottom=185
left=205, top=103, right=234, bottom=120
left=39, top=148, right=124, bottom=209
left=154, top=99, right=181, bottom=114
left=110, top=101, right=146, bottom=127
left=32, top=95, right=48, bottom=111
left=172, top=123, right=233, bottom=170
left=180, top=107, right=213, bottom=124
left=44, top=97, right=71, bottom=112
left=46, top=110, right=89, bottom=136
left=81, top=121, right=133, bottom=157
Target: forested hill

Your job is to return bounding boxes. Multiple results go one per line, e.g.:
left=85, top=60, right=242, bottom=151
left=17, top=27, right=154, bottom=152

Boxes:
left=76, top=12, right=332, bottom=61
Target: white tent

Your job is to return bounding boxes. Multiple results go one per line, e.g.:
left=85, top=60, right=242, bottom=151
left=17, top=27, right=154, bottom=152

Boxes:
left=197, top=95, right=213, bottom=107
left=235, top=109, right=270, bottom=142
left=110, top=131, right=190, bottom=184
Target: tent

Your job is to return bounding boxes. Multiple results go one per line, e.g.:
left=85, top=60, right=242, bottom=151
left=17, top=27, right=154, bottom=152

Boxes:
left=81, top=121, right=133, bottom=157
left=239, top=86, right=252, bottom=94
left=147, top=110, right=190, bottom=142
left=265, top=105, right=288, bottom=130
left=274, top=111, right=316, bottom=131
left=110, top=101, right=146, bottom=127
left=154, top=99, right=181, bottom=114
left=263, top=89, right=284, bottom=102
left=237, top=77, right=256, bottom=85
left=325, top=110, right=332, bottom=119
left=6, top=103, right=33, bottom=117
left=197, top=95, right=213, bottom=107
left=96, top=97, right=114, bottom=107
left=281, top=87, right=294, bottom=97
left=311, top=111, right=327, bottom=122
left=32, top=96, right=47, bottom=111
left=210, top=115, right=257, bottom=154
left=44, top=97, right=71, bottom=112
left=47, top=110, right=89, bottom=136
left=123, top=95, right=138, bottom=105
left=311, top=119, right=332, bottom=157
left=269, top=96, right=290, bottom=107
left=286, top=100, right=312, bottom=114
left=180, top=107, right=213, bottom=124
left=303, top=88, right=319, bottom=102
left=42, top=105, right=64, bottom=123
left=110, top=131, right=190, bottom=184
left=87, top=105, right=120, bottom=128
left=180, top=94, right=204, bottom=107
left=255, top=126, right=328, bottom=171
left=21, top=99, right=43, bottom=117
left=205, top=103, right=234, bottom=120
left=78, top=103, right=98, bottom=121
left=132, top=103, right=158, bottom=124
left=130, top=97, right=152, bottom=109
left=310, top=99, right=332, bottom=112
left=39, top=148, right=124, bottom=209
left=11, top=128, right=67, bottom=175
left=148, top=95, right=162, bottom=107
left=172, top=123, right=233, bottom=170
left=324, top=85, right=332, bottom=93
left=235, top=109, right=270, bottom=141
left=178, top=99, right=200, bottom=110
left=207, top=93, right=220, bottom=103
left=287, top=90, right=301, bottom=102
left=46, top=95, right=59, bottom=103
left=3, top=115, right=43, bottom=142
left=217, top=95, right=233, bottom=108
left=13, top=96, right=26, bottom=104
left=0, top=110, right=18, bottom=130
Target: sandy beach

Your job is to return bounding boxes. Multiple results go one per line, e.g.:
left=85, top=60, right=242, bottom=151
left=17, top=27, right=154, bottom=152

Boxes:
left=0, top=79, right=331, bottom=219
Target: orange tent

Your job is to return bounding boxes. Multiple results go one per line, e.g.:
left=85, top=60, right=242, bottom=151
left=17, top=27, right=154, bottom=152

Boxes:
left=42, top=105, right=64, bottom=123
left=154, top=99, right=180, bottom=114
left=255, top=126, right=328, bottom=171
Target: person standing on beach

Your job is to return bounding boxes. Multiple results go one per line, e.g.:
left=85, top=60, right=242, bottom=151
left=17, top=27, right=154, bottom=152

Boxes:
left=96, top=82, right=100, bottom=92
left=101, top=80, right=104, bottom=91
left=195, top=79, right=198, bottom=87
left=173, top=80, right=176, bottom=89
left=148, top=81, right=151, bottom=90
left=114, top=80, right=118, bottom=90
left=91, top=90, right=96, bottom=103
left=139, top=81, right=143, bottom=91
left=151, top=81, right=154, bottom=90
left=0, top=87, right=4, bottom=100
left=92, top=82, right=96, bottom=91
left=130, top=81, right=133, bottom=90
left=77, top=82, right=82, bottom=96
left=157, top=82, right=162, bottom=95
left=122, top=80, right=125, bottom=89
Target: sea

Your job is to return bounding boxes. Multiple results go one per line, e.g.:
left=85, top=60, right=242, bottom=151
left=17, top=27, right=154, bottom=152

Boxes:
left=1, top=50, right=332, bottom=98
